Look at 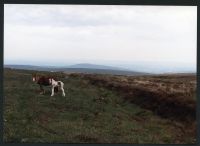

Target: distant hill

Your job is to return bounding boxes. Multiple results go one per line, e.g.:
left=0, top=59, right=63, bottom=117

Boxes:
left=4, top=65, right=50, bottom=70
left=62, top=68, right=148, bottom=76
left=68, top=63, right=127, bottom=70
left=4, top=64, right=149, bottom=76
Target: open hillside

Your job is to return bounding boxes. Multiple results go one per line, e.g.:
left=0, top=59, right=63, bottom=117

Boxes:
left=3, top=68, right=196, bottom=144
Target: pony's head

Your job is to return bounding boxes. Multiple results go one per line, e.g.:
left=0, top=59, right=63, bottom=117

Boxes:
left=32, top=73, right=39, bottom=82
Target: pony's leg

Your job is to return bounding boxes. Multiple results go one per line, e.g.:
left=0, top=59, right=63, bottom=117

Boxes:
left=51, top=86, right=55, bottom=96
left=61, top=87, right=65, bottom=97
left=61, top=83, right=65, bottom=97
left=40, top=85, right=44, bottom=94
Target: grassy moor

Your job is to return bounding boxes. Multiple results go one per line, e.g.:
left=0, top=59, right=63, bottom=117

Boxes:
left=3, top=68, right=196, bottom=144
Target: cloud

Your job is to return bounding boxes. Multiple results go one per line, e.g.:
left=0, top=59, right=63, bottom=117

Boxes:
left=4, top=5, right=197, bottom=70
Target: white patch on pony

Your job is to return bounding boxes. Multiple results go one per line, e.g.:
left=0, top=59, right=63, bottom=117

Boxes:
left=51, top=79, right=58, bottom=86
left=50, top=79, right=65, bottom=97
left=32, top=77, right=35, bottom=82
left=49, top=78, right=52, bottom=84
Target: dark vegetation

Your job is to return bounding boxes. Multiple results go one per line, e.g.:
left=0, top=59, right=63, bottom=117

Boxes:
left=4, top=68, right=196, bottom=143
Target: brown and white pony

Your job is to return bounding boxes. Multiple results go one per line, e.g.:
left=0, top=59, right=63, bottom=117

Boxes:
left=32, top=74, right=65, bottom=97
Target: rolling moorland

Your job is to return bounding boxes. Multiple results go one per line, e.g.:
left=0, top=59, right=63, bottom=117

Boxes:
left=3, top=68, right=196, bottom=143
left=4, top=64, right=149, bottom=76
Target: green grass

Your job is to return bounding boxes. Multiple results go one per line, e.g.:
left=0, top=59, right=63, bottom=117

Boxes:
left=3, top=69, right=196, bottom=143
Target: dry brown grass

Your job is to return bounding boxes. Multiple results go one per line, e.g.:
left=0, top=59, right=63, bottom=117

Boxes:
left=69, top=73, right=196, bottom=123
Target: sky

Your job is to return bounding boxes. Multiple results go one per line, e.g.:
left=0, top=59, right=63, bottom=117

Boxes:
left=4, top=5, right=197, bottom=73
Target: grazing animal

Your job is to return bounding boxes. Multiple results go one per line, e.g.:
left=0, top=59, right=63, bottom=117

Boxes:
left=32, top=74, right=65, bottom=97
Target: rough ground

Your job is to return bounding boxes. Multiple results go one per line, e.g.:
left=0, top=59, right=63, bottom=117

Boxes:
left=3, top=68, right=196, bottom=144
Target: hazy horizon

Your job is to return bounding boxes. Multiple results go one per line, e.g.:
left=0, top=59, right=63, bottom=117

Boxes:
left=4, top=59, right=196, bottom=74
left=4, top=5, right=197, bottom=73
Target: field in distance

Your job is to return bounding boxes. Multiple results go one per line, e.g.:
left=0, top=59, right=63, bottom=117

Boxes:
left=3, top=68, right=196, bottom=143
